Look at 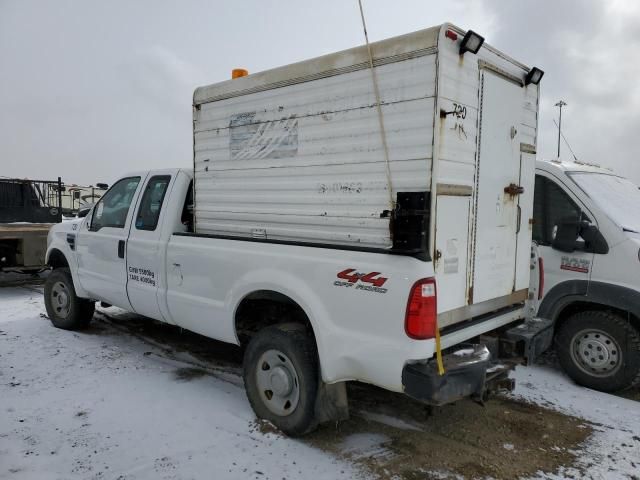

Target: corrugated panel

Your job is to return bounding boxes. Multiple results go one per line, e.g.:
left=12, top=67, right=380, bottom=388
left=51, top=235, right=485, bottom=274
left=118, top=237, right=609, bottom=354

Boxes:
left=434, top=49, right=481, bottom=191
left=194, top=55, right=436, bottom=248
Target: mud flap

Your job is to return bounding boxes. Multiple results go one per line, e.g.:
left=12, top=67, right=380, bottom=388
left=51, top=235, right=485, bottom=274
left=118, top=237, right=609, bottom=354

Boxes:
left=315, top=381, right=349, bottom=423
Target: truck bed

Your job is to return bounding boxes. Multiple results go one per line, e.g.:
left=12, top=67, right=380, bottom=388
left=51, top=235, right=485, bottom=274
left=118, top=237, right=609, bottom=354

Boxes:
left=0, top=223, right=54, bottom=235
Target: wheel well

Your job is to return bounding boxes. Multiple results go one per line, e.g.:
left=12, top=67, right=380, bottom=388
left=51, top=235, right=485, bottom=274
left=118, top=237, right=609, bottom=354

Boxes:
left=555, top=301, right=640, bottom=333
left=48, top=249, right=69, bottom=269
left=234, top=290, right=315, bottom=347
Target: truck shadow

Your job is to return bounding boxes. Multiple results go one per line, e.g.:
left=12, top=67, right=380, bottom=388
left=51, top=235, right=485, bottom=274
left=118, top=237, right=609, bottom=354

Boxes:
left=91, top=307, right=593, bottom=480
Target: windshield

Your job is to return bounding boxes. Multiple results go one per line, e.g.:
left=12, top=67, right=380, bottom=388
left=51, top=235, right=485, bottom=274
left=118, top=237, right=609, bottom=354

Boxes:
left=568, top=172, right=640, bottom=233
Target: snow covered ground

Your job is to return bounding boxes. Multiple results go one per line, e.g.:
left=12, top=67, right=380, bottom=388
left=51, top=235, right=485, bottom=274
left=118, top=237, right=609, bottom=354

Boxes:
left=1, top=284, right=639, bottom=479
left=512, top=365, right=640, bottom=478
left=0, top=286, right=357, bottom=480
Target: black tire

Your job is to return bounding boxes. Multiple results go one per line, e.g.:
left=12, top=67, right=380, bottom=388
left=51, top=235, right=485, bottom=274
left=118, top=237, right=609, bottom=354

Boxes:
left=243, top=323, right=319, bottom=436
left=555, top=310, right=640, bottom=392
left=44, top=267, right=95, bottom=330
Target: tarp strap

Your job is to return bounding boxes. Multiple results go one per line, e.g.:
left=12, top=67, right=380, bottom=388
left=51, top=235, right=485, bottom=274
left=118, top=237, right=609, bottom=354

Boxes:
left=435, top=326, right=445, bottom=376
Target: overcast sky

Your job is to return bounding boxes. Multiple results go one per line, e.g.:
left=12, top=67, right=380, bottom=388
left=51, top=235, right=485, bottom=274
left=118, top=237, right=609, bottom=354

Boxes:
left=1, top=0, right=639, bottom=185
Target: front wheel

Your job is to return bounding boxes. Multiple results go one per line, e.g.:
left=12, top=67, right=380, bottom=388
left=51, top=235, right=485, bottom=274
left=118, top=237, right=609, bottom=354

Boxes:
left=555, top=310, right=640, bottom=392
left=243, top=323, right=319, bottom=436
left=44, top=268, right=95, bottom=330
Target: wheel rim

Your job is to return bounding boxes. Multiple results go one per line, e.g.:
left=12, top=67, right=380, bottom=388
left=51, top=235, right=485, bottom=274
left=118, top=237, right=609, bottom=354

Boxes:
left=51, top=281, right=71, bottom=319
left=570, top=328, right=622, bottom=377
left=255, top=349, right=300, bottom=417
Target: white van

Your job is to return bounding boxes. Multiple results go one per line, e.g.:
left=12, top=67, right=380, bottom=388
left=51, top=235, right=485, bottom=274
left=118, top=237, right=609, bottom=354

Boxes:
left=531, top=159, right=640, bottom=391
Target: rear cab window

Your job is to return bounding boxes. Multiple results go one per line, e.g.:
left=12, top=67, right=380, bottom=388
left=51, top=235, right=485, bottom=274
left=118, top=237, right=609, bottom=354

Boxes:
left=135, top=176, right=171, bottom=231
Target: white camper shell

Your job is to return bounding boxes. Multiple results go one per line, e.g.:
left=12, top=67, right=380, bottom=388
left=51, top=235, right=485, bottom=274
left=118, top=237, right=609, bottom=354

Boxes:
left=193, top=23, right=540, bottom=320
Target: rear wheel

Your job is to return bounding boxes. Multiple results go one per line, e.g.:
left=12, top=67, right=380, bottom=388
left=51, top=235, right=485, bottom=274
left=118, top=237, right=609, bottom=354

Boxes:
left=243, top=323, right=319, bottom=436
left=555, top=310, right=640, bottom=392
left=44, top=268, right=95, bottom=330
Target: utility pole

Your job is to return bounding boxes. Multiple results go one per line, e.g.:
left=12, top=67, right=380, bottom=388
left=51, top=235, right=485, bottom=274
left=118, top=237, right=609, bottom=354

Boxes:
left=555, top=100, right=567, bottom=159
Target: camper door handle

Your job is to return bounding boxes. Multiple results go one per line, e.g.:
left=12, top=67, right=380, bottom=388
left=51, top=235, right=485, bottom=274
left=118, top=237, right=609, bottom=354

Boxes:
left=504, top=183, right=524, bottom=196
left=516, top=205, right=522, bottom=234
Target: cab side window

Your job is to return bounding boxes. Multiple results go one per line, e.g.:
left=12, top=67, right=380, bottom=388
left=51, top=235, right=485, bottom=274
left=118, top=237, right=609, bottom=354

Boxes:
left=533, top=175, right=583, bottom=245
left=90, top=177, right=141, bottom=231
left=135, top=176, right=171, bottom=231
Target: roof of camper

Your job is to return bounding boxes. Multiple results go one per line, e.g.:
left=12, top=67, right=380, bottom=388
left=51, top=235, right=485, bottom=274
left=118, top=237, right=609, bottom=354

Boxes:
left=194, top=23, right=530, bottom=106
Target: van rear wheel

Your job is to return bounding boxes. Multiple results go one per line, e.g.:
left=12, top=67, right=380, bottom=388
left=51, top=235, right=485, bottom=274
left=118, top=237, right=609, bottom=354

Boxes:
left=44, top=268, right=95, bottom=330
left=243, top=323, right=319, bottom=436
left=555, top=310, right=640, bottom=392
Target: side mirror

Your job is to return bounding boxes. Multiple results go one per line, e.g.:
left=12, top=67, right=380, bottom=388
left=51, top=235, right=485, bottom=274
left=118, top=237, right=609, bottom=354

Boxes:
left=580, top=222, right=609, bottom=254
left=552, top=220, right=580, bottom=252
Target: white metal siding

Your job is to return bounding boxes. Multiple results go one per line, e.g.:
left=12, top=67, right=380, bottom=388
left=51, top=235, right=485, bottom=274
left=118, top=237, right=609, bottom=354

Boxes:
left=433, top=25, right=540, bottom=311
left=194, top=54, right=437, bottom=247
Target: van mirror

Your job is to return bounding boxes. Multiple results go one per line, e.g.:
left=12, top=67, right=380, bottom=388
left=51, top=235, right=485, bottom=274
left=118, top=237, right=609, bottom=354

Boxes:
left=552, top=220, right=580, bottom=252
left=580, top=222, right=609, bottom=254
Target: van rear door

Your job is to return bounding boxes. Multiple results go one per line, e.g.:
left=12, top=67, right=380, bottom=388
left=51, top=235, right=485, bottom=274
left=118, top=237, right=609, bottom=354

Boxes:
left=472, top=71, right=531, bottom=304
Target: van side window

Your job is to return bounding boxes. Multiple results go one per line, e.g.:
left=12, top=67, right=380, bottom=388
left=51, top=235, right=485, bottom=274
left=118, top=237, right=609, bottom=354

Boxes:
left=533, top=175, right=583, bottom=245
left=135, top=176, right=171, bottom=231
left=90, top=177, right=141, bottom=231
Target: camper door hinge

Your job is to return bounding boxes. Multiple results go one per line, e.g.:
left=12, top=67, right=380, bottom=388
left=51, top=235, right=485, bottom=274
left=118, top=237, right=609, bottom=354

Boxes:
left=504, top=183, right=525, bottom=197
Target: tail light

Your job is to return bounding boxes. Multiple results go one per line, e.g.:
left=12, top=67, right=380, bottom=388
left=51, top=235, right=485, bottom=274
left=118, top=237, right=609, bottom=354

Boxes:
left=538, top=257, right=544, bottom=300
left=405, top=277, right=437, bottom=339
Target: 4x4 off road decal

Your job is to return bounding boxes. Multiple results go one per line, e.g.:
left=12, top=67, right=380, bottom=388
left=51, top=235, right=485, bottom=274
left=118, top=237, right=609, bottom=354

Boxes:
left=560, top=256, right=590, bottom=274
left=333, top=269, right=388, bottom=294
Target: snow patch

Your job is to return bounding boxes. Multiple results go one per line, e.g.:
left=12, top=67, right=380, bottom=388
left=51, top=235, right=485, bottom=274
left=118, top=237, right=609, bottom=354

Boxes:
left=452, top=348, right=475, bottom=357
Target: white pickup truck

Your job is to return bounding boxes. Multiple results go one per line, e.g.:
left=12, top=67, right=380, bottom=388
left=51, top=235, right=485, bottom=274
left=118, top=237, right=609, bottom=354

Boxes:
left=530, top=159, right=640, bottom=392
left=44, top=24, right=550, bottom=435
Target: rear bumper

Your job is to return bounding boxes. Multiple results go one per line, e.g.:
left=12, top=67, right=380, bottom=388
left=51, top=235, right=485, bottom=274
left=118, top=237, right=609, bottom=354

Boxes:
left=402, top=344, right=492, bottom=405
left=402, top=317, right=554, bottom=406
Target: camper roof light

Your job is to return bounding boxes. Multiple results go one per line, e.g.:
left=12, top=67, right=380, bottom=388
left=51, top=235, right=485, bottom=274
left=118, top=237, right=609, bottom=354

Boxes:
left=459, top=30, right=484, bottom=55
left=525, top=67, right=544, bottom=85
left=232, top=68, right=249, bottom=79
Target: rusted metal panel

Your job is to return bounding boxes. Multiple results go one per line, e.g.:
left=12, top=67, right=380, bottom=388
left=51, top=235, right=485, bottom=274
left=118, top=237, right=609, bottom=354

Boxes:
left=438, top=289, right=528, bottom=329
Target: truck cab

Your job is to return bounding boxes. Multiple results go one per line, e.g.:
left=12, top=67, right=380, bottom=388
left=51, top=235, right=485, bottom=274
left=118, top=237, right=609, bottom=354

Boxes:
left=531, top=159, right=640, bottom=391
left=46, top=169, right=192, bottom=317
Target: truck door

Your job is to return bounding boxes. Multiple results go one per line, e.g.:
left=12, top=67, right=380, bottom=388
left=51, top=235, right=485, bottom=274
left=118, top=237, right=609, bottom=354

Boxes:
left=532, top=173, right=594, bottom=297
left=125, top=174, right=174, bottom=321
left=76, top=175, right=145, bottom=309
left=472, top=70, right=527, bottom=304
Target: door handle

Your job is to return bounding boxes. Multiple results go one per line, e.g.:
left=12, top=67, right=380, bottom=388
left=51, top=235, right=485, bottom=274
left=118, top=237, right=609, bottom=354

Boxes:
left=118, top=240, right=126, bottom=258
left=516, top=205, right=522, bottom=234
